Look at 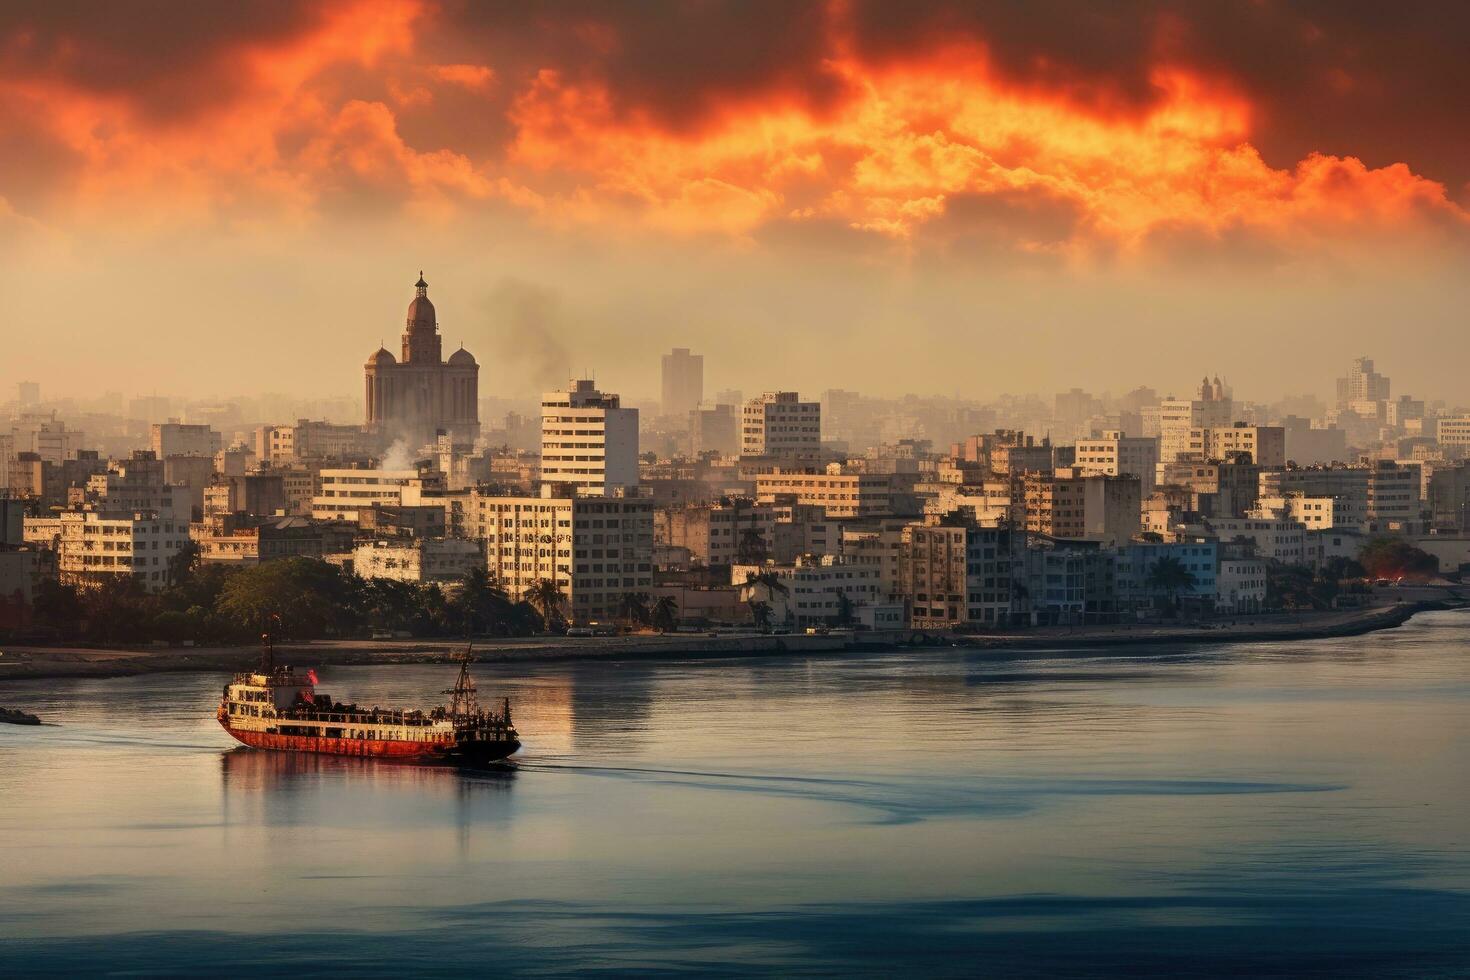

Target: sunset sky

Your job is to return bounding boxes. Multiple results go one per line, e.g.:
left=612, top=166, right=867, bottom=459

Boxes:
left=3, top=1, right=1468, bottom=405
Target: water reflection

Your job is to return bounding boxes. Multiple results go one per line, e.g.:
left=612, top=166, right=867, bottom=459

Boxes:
left=1, top=610, right=1468, bottom=975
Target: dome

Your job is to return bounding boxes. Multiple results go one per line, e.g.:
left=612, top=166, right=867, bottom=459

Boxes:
left=366, top=347, right=397, bottom=367
left=407, top=294, right=436, bottom=328
left=406, top=272, right=435, bottom=329
left=447, top=347, right=476, bottom=367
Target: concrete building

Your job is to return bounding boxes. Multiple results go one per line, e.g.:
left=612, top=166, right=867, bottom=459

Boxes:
left=656, top=499, right=776, bottom=567
left=1217, top=556, right=1267, bottom=613
left=364, top=274, right=480, bottom=447
left=468, top=487, right=654, bottom=624
left=732, top=555, right=884, bottom=629
left=1159, top=377, right=1233, bottom=463
left=688, top=404, right=739, bottom=457
left=256, top=419, right=378, bottom=464
left=203, top=472, right=288, bottom=519
left=741, top=391, right=821, bottom=458
left=1336, top=356, right=1390, bottom=409
left=1436, top=416, right=1470, bottom=454
left=1281, top=416, right=1349, bottom=466
left=1074, top=431, right=1160, bottom=494
left=195, top=515, right=356, bottom=566
left=900, top=519, right=1021, bottom=628
left=87, top=453, right=192, bottom=521
left=52, top=510, right=190, bottom=591
left=541, top=379, right=639, bottom=495
left=1021, top=470, right=1141, bottom=545
left=661, top=348, right=704, bottom=419
left=1428, top=462, right=1470, bottom=531
left=1156, top=457, right=1262, bottom=519
left=1018, top=537, right=1117, bottom=625
left=151, top=423, right=221, bottom=459
left=1253, top=494, right=1350, bottom=531
left=1114, top=540, right=1219, bottom=612
left=755, top=465, right=895, bottom=518
left=312, top=467, right=445, bottom=522
left=1181, top=517, right=1307, bottom=564
left=353, top=538, right=483, bottom=584
left=1191, top=424, right=1286, bottom=467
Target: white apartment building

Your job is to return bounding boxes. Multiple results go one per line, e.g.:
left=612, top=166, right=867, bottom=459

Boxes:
left=732, top=554, right=883, bottom=628
left=1180, top=517, right=1307, bottom=564
left=540, top=379, right=639, bottom=494
left=1217, top=558, right=1267, bottom=613
left=353, top=538, right=484, bottom=584
left=312, top=468, right=443, bottom=522
left=151, top=423, right=222, bottom=459
left=54, top=510, right=191, bottom=591
left=1073, top=431, right=1160, bottom=494
left=468, top=487, right=653, bottom=624
left=741, top=391, right=821, bottom=458
left=256, top=420, right=379, bottom=464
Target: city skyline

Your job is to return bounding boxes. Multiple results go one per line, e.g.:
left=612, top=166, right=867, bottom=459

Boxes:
left=2, top=4, right=1469, bottom=401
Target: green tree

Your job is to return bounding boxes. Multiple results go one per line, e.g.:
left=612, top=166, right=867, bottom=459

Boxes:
left=747, top=598, right=773, bottom=631
left=1358, top=537, right=1438, bottom=581
left=617, top=592, right=651, bottom=628
left=736, top=528, right=769, bottom=565
left=453, top=566, right=515, bottom=636
left=524, top=578, right=568, bottom=631
left=216, top=558, right=358, bottom=639
left=651, top=595, right=678, bottom=632
left=1146, top=555, right=1197, bottom=613
left=32, top=579, right=85, bottom=638
left=833, top=590, right=855, bottom=627
left=165, top=540, right=201, bottom=590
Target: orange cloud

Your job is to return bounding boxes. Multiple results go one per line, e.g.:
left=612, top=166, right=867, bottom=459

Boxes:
left=0, top=2, right=1464, bottom=266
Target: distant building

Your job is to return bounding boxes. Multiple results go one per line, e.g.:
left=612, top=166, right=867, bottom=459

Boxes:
left=688, top=404, right=739, bottom=456
left=257, top=419, right=378, bottom=464
left=540, top=379, right=639, bottom=495
left=732, top=555, right=884, bottom=629
left=1336, top=356, right=1390, bottom=409
left=1074, top=431, right=1160, bottom=494
left=353, top=538, right=483, bottom=584
left=52, top=510, right=190, bottom=591
left=364, top=274, right=480, bottom=448
left=741, top=391, right=820, bottom=459
left=755, top=464, right=895, bottom=518
left=151, top=423, right=221, bottom=459
left=1159, top=377, right=1233, bottom=463
left=1021, top=470, right=1141, bottom=545
left=661, top=348, right=704, bottom=419
left=1190, top=424, right=1286, bottom=467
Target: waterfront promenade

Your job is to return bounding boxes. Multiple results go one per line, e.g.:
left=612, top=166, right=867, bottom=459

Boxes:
left=0, top=592, right=1458, bottom=683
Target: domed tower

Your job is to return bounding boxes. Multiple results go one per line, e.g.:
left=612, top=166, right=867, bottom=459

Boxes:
left=364, top=273, right=480, bottom=448
left=401, top=273, right=442, bottom=364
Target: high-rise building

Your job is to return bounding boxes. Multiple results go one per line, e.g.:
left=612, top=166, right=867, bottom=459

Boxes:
left=741, top=391, right=820, bottom=458
left=1336, top=357, right=1390, bottom=410
left=364, top=274, right=480, bottom=449
left=1073, top=431, right=1161, bottom=494
left=540, top=379, right=639, bottom=494
left=660, top=348, right=703, bottom=419
left=16, top=382, right=39, bottom=409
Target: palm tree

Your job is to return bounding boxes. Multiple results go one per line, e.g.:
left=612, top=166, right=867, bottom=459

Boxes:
left=745, top=570, right=790, bottom=626
left=651, top=595, right=678, bottom=632
left=524, top=578, right=568, bottom=631
left=833, top=590, right=855, bottom=627
left=617, top=591, right=651, bottom=628
left=736, top=528, right=769, bottom=564
left=747, top=599, right=773, bottom=631
left=1146, top=556, right=1197, bottom=614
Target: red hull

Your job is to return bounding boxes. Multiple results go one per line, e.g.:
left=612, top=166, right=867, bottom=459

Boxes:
left=222, top=721, right=454, bottom=760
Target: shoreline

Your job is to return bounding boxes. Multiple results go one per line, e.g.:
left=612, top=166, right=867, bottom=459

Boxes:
left=0, top=600, right=1457, bottom=684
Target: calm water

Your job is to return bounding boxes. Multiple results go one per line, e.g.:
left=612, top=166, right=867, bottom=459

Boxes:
left=3, top=611, right=1469, bottom=977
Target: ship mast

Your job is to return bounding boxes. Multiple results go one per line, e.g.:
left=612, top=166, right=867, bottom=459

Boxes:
left=446, top=644, right=479, bottom=720
left=260, top=612, right=282, bottom=674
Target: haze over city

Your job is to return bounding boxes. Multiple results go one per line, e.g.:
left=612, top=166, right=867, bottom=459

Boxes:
left=5, top=4, right=1470, bottom=978
left=3, top=2, right=1470, bottom=401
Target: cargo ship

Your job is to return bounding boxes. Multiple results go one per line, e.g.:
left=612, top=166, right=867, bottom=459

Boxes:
left=217, top=635, right=520, bottom=764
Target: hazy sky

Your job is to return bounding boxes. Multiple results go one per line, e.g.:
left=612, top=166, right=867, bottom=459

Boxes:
left=2, top=2, right=1468, bottom=406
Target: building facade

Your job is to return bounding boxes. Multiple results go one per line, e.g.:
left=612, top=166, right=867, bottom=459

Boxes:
left=540, top=379, right=639, bottom=494
left=364, top=275, right=480, bottom=448
left=741, top=391, right=821, bottom=458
